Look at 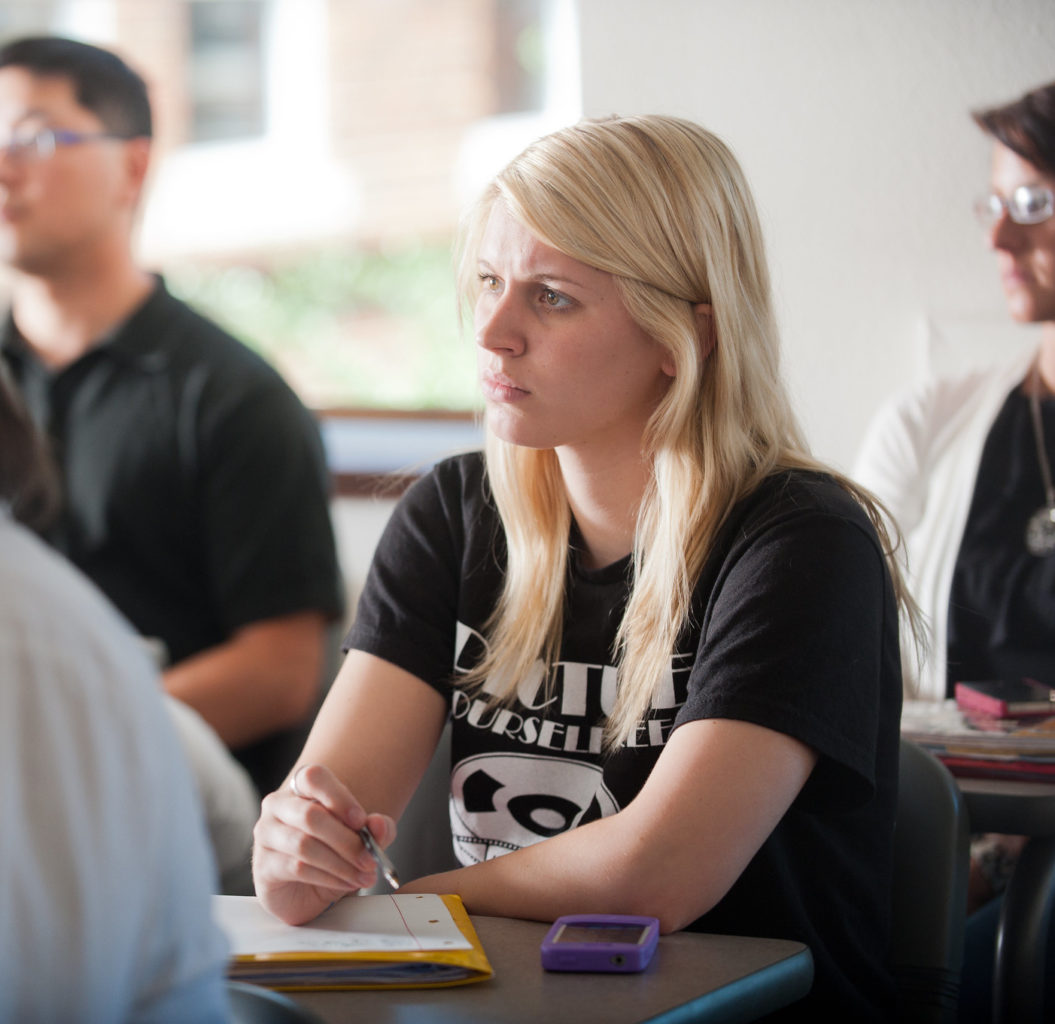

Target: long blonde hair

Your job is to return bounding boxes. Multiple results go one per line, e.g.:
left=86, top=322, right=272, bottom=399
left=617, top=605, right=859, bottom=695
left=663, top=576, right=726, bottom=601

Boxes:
left=457, top=115, right=918, bottom=746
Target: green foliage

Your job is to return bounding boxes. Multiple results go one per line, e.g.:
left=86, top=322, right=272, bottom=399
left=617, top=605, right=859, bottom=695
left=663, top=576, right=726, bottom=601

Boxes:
left=165, top=242, right=480, bottom=411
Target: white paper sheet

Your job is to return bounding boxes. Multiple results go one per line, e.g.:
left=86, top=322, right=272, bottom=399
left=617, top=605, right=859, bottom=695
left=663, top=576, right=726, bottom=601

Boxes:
left=214, top=893, right=472, bottom=956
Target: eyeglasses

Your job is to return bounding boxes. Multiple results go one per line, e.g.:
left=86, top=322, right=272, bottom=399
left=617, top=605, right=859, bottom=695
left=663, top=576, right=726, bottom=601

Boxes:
left=0, top=127, right=135, bottom=163
left=974, top=184, right=1055, bottom=228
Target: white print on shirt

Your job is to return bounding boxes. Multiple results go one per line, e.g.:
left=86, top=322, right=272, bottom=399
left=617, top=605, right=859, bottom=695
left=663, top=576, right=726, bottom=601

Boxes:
left=452, top=620, right=690, bottom=724
left=448, top=622, right=692, bottom=863
left=449, top=752, right=619, bottom=864
left=450, top=689, right=681, bottom=753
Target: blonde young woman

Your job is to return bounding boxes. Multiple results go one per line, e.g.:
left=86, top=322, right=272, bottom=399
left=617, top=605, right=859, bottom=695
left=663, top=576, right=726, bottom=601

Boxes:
left=253, top=115, right=907, bottom=1020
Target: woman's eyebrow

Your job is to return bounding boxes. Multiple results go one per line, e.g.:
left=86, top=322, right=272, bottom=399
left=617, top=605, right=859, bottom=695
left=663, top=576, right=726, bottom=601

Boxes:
left=533, top=269, right=594, bottom=286
left=477, top=257, right=597, bottom=293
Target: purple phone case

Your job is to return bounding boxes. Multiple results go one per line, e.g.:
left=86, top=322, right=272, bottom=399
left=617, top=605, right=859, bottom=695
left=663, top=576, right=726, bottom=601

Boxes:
left=540, top=914, right=660, bottom=973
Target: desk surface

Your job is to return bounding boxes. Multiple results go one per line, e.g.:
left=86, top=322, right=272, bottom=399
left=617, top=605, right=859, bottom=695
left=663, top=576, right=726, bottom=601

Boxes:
left=289, top=915, right=813, bottom=1024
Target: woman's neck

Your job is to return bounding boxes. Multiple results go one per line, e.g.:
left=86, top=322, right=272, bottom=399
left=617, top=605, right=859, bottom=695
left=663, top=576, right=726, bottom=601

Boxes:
left=556, top=446, right=651, bottom=571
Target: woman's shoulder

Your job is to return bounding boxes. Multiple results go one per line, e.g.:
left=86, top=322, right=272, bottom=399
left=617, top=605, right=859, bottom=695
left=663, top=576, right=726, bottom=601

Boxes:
left=752, top=467, right=863, bottom=513
left=412, top=450, right=489, bottom=507
left=394, top=449, right=495, bottom=541
left=732, top=469, right=879, bottom=548
left=428, top=449, right=487, bottom=484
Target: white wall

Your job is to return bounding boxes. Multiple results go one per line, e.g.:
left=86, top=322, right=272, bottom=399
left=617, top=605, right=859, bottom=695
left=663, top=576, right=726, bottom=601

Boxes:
left=331, top=495, right=399, bottom=632
left=576, top=0, right=1055, bottom=470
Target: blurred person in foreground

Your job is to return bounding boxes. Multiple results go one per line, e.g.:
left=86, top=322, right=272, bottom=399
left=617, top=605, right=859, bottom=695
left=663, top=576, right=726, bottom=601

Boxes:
left=0, top=367, right=229, bottom=1022
left=0, top=35, right=345, bottom=798
left=855, top=79, right=1055, bottom=1022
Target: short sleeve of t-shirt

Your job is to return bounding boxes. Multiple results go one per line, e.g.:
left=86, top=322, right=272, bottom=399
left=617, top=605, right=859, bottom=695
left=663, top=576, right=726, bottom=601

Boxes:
left=675, top=479, right=899, bottom=811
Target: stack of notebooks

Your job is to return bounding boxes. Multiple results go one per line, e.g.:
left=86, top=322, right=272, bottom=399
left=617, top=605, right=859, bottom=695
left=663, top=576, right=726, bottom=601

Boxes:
left=901, top=681, right=1055, bottom=781
left=213, top=892, right=493, bottom=990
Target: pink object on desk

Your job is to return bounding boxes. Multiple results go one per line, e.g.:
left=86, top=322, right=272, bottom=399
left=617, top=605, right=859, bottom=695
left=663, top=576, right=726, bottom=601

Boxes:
left=954, top=679, right=1055, bottom=719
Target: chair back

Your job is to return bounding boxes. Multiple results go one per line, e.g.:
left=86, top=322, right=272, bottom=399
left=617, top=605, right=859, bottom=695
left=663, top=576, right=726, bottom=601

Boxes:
left=891, top=738, right=970, bottom=1023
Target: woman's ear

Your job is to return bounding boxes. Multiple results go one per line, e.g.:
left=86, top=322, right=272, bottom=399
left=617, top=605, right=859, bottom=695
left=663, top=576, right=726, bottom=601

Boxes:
left=660, top=303, right=716, bottom=378
left=694, top=303, right=716, bottom=361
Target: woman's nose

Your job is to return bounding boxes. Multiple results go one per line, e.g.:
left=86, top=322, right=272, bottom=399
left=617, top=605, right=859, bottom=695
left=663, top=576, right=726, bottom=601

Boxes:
left=475, top=293, right=526, bottom=355
left=989, top=210, right=1023, bottom=252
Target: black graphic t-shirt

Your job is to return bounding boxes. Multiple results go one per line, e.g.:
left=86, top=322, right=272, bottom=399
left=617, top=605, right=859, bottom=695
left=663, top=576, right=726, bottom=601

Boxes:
left=346, top=452, right=902, bottom=1021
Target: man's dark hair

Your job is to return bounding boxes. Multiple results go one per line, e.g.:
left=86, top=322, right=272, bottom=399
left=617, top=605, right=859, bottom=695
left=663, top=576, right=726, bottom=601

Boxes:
left=0, top=35, right=151, bottom=138
left=973, top=81, right=1055, bottom=178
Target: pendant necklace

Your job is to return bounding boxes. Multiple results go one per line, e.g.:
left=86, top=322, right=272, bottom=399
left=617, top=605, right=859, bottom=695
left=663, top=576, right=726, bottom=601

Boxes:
left=1025, top=368, right=1055, bottom=556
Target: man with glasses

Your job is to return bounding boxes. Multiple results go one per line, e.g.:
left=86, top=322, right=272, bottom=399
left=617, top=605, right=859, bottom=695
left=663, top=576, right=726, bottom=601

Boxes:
left=0, top=36, right=345, bottom=801
left=855, top=79, right=1055, bottom=1023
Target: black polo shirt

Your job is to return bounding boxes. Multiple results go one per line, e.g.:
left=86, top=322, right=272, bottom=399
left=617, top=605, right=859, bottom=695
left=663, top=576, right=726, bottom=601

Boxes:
left=1, top=278, right=345, bottom=793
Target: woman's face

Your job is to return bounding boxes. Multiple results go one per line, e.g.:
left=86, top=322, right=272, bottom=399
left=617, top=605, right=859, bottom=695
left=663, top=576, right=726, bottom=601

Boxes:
left=474, top=202, right=674, bottom=459
left=988, top=142, right=1055, bottom=324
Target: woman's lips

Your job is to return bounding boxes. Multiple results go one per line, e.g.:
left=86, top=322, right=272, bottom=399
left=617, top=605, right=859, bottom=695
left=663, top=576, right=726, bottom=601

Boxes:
left=999, top=256, right=1031, bottom=290
left=480, top=369, right=529, bottom=402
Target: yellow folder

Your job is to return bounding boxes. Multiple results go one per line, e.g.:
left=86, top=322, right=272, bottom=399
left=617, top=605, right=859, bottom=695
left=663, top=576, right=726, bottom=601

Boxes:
left=214, top=892, right=494, bottom=991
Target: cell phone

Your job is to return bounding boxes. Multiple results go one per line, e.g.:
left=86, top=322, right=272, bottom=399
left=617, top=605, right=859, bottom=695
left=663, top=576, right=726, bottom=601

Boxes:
left=540, top=914, right=660, bottom=973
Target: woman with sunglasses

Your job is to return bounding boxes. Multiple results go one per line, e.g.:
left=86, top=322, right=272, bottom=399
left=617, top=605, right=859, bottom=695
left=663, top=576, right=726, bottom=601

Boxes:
left=855, top=80, right=1055, bottom=1023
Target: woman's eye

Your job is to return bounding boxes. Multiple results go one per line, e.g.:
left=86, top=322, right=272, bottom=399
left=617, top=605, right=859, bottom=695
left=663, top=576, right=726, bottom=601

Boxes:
left=479, top=274, right=499, bottom=291
left=541, top=289, right=566, bottom=308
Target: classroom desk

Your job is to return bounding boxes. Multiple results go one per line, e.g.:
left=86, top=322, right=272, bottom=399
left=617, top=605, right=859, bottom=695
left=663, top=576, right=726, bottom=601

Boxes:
left=957, top=777, right=1055, bottom=1024
left=287, top=915, right=814, bottom=1024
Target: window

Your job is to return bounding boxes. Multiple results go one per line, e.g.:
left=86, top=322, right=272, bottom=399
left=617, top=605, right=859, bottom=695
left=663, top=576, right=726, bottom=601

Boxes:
left=147, top=0, right=579, bottom=420
left=494, top=0, right=547, bottom=115
left=0, top=2, right=60, bottom=38
left=187, top=0, right=267, bottom=142
left=164, top=244, right=480, bottom=411
left=4, top=0, right=581, bottom=433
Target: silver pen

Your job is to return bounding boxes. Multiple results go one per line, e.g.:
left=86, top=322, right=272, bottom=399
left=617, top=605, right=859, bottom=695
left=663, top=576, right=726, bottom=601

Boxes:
left=358, top=825, right=400, bottom=889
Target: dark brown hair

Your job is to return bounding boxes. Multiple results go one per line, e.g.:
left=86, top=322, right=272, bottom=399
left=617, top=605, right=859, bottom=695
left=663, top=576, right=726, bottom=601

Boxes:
left=0, top=35, right=151, bottom=138
left=973, top=81, right=1055, bottom=177
left=0, top=366, right=59, bottom=533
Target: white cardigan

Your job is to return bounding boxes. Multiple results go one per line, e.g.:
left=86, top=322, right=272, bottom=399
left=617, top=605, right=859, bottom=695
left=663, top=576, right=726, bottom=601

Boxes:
left=853, top=347, right=1038, bottom=701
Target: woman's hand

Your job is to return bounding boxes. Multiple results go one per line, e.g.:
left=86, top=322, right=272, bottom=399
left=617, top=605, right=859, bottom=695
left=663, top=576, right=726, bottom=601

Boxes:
left=252, top=762, right=397, bottom=925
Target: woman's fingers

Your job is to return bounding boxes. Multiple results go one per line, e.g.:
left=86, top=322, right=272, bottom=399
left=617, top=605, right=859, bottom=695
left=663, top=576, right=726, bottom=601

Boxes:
left=264, top=796, right=374, bottom=879
left=286, top=763, right=366, bottom=827
left=257, top=798, right=367, bottom=887
left=363, top=810, right=398, bottom=850
left=252, top=763, right=401, bottom=924
left=283, top=764, right=398, bottom=872
left=256, top=764, right=394, bottom=884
